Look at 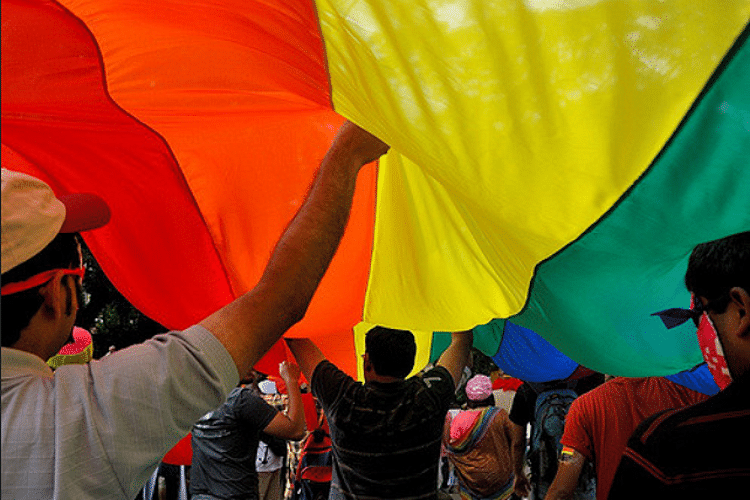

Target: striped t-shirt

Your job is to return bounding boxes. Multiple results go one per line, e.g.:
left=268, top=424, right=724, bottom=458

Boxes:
left=312, top=361, right=454, bottom=499
left=608, top=379, right=750, bottom=499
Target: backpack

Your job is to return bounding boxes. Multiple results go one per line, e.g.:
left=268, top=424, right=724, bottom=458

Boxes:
left=527, top=385, right=578, bottom=484
left=291, top=426, right=332, bottom=500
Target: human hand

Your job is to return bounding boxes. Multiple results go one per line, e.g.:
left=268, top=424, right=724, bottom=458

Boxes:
left=514, top=473, right=531, bottom=497
left=330, top=120, right=390, bottom=168
left=279, top=361, right=301, bottom=383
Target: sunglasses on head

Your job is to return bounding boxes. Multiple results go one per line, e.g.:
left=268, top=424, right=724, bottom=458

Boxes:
left=651, top=293, right=729, bottom=330
left=0, top=267, right=85, bottom=296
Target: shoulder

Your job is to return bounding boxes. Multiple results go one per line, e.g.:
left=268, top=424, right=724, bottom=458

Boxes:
left=417, top=366, right=454, bottom=397
left=232, top=387, right=278, bottom=425
left=407, top=366, right=455, bottom=413
left=622, top=388, right=750, bottom=480
left=227, top=386, right=268, bottom=410
left=99, top=327, right=239, bottom=393
left=509, top=384, right=536, bottom=425
left=566, top=384, right=602, bottom=418
left=312, top=359, right=353, bottom=385
left=632, top=386, right=747, bottom=447
left=420, top=365, right=453, bottom=386
left=513, top=383, right=538, bottom=408
left=515, top=383, right=534, bottom=398
left=627, top=390, right=712, bottom=450
left=311, top=360, right=358, bottom=408
left=489, top=407, right=511, bottom=425
left=241, top=388, right=271, bottom=407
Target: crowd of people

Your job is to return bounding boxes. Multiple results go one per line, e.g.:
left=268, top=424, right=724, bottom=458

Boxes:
left=1, top=120, right=748, bottom=500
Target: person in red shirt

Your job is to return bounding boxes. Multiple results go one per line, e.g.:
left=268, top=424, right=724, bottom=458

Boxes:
left=543, top=377, right=708, bottom=500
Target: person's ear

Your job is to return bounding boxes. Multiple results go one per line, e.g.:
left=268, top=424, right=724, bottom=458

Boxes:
left=363, top=353, right=373, bottom=373
left=38, top=271, right=72, bottom=319
left=63, top=274, right=79, bottom=316
left=728, top=287, right=750, bottom=339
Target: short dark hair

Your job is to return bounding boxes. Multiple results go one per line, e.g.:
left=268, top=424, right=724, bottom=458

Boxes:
left=365, top=326, right=416, bottom=379
left=685, top=231, right=750, bottom=313
left=1, top=233, right=81, bottom=347
left=467, top=394, right=495, bottom=409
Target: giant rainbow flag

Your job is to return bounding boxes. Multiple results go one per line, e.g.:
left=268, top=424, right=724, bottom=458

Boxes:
left=3, top=0, right=749, bottom=387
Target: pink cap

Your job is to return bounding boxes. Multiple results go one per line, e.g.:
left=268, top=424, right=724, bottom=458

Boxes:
left=465, top=374, right=493, bottom=401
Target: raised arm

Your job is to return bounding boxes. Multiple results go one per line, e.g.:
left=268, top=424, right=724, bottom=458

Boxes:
left=262, top=361, right=306, bottom=440
left=436, top=330, right=473, bottom=389
left=200, top=122, right=388, bottom=376
left=285, top=338, right=326, bottom=384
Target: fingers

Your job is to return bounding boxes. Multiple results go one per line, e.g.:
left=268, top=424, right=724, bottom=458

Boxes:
left=279, top=360, right=301, bottom=381
left=332, top=120, right=390, bottom=167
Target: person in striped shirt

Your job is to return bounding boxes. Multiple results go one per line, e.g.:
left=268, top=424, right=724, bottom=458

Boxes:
left=287, top=327, right=473, bottom=499
left=608, top=231, right=750, bottom=499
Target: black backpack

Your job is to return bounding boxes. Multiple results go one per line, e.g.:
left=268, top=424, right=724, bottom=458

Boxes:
left=291, top=426, right=332, bottom=500
left=527, top=383, right=595, bottom=499
left=527, top=382, right=577, bottom=485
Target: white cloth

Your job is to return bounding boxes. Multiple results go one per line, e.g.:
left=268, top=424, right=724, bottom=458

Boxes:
left=256, top=440, right=284, bottom=472
left=1, top=325, right=238, bottom=500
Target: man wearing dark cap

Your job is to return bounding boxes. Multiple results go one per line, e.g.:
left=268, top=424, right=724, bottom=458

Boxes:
left=1, top=121, right=388, bottom=499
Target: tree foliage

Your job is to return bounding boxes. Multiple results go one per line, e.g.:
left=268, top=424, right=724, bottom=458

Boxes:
left=79, top=241, right=166, bottom=358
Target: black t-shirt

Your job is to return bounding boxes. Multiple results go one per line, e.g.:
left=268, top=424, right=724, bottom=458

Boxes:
left=190, top=387, right=278, bottom=500
left=509, top=382, right=537, bottom=427
left=312, top=360, right=455, bottom=499
left=608, top=379, right=750, bottom=500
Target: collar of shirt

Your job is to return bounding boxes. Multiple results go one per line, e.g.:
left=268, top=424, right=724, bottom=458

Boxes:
left=1, top=347, right=54, bottom=380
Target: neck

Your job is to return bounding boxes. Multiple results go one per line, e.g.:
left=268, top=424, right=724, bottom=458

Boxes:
left=12, top=314, right=70, bottom=362
left=365, top=372, right=403, bottom=384
left=11, top=331, right=56, bottom=361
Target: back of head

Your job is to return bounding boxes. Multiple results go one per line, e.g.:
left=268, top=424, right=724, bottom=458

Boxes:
left=1, top=168, right=110, bottom=347
left=685, top=231, right=750, bottom=310
left=1, top=233, right=81, bottom=347
left=365, top=326, right=416, bottom=379
left=465, top=374, right=494, bottom=408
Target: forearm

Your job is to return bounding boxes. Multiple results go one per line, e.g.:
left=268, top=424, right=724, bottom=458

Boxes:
left=544, top=448, right=585, bottom=500
left=437, top=330, right=473, bottom=388
left=510, top=424, right=527, bottom=475
left=545, top=487, right=572, bottom=500
left=512, top=442, right=526, bottom=475
left=286, top=338, right=326, bottom=383
left=283, top=378, right=307, bottom=439
left=545, top=480, right=574, bottom=500
left=202, top=123, right=385, bottom=375
left=259, top=147, right=360, bottom=322
left=445, top=330, right=473, bottom=360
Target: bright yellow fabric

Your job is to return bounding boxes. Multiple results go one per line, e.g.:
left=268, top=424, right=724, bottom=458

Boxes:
left=316, top=0, right=750, bottom=331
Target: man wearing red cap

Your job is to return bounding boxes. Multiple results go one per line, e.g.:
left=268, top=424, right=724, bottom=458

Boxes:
left=1, top=122, right=388, bottom=499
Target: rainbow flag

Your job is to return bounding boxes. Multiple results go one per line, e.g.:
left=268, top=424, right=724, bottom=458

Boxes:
left=3, top=0, right=748, bottom=380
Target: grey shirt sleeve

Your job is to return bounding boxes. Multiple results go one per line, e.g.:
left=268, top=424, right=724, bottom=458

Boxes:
left=54, top=325, right=238, bottom=499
